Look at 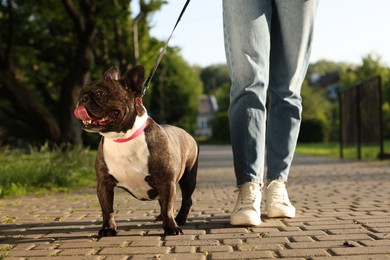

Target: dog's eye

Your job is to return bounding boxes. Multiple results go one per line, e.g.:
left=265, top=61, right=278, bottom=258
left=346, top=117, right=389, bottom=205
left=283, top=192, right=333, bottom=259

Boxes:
left=94, top=90, right=105, bottom=97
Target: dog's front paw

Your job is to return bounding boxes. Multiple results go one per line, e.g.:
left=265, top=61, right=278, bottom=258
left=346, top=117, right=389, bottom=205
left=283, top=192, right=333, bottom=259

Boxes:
left=175, top=214, right=187, bottom=226
left=164, top=225, right=183, bottom=236
left=98, top=228, right=117, bottom=237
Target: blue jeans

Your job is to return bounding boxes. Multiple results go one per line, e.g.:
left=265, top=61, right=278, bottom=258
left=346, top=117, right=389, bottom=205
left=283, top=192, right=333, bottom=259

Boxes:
left=223, top=0, right=318, bottom=186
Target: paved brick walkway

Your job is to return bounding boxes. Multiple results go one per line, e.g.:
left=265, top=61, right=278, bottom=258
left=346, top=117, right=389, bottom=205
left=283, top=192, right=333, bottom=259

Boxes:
left=1, top=145, right=390, bottom=259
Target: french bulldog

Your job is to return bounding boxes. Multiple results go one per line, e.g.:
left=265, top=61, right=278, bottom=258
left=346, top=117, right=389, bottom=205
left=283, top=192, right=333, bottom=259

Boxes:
left=73, top=65, right=199, bottom=236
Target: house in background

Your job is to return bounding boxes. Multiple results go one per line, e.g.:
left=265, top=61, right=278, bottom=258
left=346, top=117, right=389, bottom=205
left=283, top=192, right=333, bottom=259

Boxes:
left=196, top=95, right=218, bottom=137
left=310, top=71, right=340, bottom=101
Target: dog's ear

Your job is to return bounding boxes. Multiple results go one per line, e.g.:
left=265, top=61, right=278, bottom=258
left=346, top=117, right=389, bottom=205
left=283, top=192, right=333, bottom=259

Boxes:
left=135, top=98, right=145, bottom=116
left=103, top=67, right=119, bottom=81
left=121, top=65, right=145, bottom=96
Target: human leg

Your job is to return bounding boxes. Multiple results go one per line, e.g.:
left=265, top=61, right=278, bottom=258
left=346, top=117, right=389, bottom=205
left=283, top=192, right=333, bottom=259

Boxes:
left=223, top=0, right=273, bottom=226
left=266, top=0, right=318, bottom=182
left=223, top=0, right=272, bottom=187
left=265, top=0, right=318, bottom=217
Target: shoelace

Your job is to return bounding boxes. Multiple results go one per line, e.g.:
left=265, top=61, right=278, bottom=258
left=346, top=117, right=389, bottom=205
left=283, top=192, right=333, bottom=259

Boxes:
left=269, top=186, right=289, bottom=204
left=235, top=188, right=258, bottom=209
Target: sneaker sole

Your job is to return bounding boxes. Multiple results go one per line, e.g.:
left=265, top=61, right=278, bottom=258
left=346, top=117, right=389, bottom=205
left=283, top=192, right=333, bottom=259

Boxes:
left=230, top=218, right=261, bottom=226
left=267, top=209, right=295, bottom=218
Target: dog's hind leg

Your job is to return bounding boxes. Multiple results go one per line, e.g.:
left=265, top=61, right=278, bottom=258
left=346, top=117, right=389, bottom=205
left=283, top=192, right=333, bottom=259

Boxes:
left=176, top=159, right=198, bottom=226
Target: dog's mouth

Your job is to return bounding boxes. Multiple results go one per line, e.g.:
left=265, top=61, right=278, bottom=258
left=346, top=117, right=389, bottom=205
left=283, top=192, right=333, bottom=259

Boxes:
left=74, top=105, right=118, bottom=130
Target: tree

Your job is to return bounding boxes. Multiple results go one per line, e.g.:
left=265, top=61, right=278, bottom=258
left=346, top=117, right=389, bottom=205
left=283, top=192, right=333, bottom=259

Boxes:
left=301, top=80, right=331, bottom=123
left=200, top=64, right=230, bottom=94
left=0, top=0, right=165, bottom=146
left=149, top=47, right=202, bottom=133
left=199, top=64, right=230, bottom=111
left=299, top=80, right=332, bottom=142
left=306, top=55, right=390, bottom=141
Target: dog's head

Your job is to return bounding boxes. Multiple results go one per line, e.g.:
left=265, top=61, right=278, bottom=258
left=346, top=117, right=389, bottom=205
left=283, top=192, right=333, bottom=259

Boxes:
left=74, top=65, right=146, bottom=133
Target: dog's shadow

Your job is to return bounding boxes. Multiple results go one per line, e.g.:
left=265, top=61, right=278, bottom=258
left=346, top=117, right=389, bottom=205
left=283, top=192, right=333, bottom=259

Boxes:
left=0, top=216, right=231, bottom=245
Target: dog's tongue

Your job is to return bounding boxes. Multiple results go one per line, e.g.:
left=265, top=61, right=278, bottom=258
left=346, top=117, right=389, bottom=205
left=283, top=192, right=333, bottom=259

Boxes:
left=73, top=106, right=92, bottom=121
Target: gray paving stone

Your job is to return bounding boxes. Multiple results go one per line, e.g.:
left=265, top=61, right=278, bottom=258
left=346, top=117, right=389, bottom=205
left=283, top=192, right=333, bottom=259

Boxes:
left=1, top=145, right=390, bottom=259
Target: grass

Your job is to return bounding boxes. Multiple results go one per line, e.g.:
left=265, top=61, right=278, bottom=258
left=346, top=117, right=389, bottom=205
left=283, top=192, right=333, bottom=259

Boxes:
left=0, top=244, right=14, bottom=251
left=0, top=144, right=96, bottom=198
left=1, top=215, right=17, bottom=224
left=296, top=142, right=342, bottom=158
left=296, top=140, right=390, bottom=160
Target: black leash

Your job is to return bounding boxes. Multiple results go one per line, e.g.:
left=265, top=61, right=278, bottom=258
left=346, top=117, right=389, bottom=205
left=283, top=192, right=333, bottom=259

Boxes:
left=141, top=0, right=191, bottom=97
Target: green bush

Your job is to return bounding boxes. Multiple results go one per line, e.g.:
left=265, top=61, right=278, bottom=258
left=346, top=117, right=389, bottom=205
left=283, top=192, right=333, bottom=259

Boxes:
left=298, top=118, right=329, bottom=143
left=0, top=145, right=96, bottom=198
left=211, top=111, right=231, bottom=143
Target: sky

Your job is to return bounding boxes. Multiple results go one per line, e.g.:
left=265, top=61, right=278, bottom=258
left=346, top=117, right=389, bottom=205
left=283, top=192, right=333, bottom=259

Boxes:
left=146, top=0, right=390, bottom=68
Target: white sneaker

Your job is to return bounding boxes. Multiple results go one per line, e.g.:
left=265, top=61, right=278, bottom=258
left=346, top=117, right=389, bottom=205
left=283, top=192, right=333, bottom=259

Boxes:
left=266, top=180, right=296, bottom=218
left=230, top=182, right=262, bottom=226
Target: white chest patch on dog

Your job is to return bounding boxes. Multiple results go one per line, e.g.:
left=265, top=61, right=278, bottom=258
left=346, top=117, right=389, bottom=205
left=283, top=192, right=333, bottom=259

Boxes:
left=103, top=134, right=156, bottom=201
